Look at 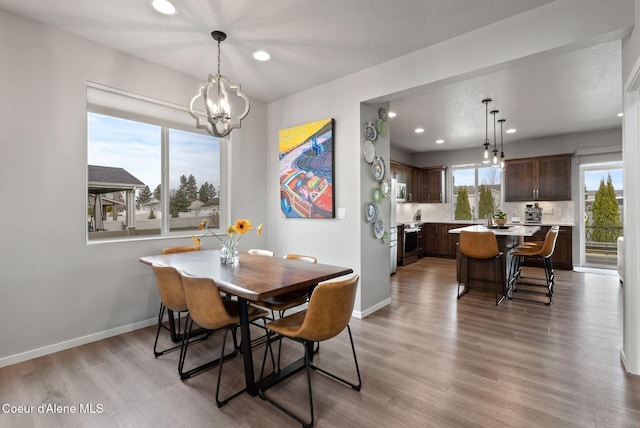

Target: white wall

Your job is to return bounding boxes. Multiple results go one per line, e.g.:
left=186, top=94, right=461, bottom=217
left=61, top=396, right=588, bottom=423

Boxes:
left=620, top=0, right=640, bottom=375
left=0, top=9, right=267, bottom=365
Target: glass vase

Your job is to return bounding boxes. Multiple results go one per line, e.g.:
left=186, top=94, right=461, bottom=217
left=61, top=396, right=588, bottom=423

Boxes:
left=220, top=243, right=239, bottom=265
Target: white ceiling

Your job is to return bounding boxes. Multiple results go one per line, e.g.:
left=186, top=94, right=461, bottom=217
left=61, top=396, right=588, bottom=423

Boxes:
left=0, top=0, right=623, bottom=153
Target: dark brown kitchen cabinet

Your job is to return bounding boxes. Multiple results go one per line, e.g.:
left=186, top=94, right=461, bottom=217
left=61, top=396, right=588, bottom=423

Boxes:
left=505, top=154, right=571, bottom=201
left=418, top=167, right=444, bottom=203
left=423, top=223, right=460, bottom=258
left=390, top=161, right=415, bottom=202
left=423, top=223, right=438, bottom=256
left=522, top=226, right=573, bottom=270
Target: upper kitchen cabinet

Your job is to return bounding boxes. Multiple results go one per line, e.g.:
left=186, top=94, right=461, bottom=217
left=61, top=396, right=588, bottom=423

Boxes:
left=418, top=167, right=444, bottom=203
left=390, top=161, right=414, bottom=202
left=505, top=154, right=572, bottom=201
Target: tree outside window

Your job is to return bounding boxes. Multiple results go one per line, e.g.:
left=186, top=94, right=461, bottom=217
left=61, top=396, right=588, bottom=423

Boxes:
left=591, top=173, right=622, bottom=242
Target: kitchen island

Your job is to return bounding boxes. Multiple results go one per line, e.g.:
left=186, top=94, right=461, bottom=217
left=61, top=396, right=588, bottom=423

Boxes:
left=448, top=224, right=540, bottom=298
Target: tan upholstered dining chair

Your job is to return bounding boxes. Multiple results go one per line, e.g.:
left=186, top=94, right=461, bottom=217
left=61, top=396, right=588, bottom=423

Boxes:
left=258, top=274, right=361, bottom=427
left=180, top=273, right=269, bottom=407
left=152, top=244, right=202, bottom=355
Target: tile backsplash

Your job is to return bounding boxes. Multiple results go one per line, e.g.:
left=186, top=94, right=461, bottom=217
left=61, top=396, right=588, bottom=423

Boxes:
left=397, top=201, right=575, bottom=225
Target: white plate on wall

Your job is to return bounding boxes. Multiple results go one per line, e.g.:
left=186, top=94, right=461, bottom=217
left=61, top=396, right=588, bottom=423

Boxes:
left=363, top=140, right=375, bottom=163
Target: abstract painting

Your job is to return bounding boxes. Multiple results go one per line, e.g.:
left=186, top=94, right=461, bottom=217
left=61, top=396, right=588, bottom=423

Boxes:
left=279, top=118, right=335, bottom=218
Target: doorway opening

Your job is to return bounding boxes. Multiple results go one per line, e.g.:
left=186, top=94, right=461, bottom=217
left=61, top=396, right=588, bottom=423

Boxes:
left=580, top=162, right=623, bottom=269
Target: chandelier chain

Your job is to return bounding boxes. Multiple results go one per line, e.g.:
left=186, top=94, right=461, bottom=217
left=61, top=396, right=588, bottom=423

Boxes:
left=217, top=38, right=222, bottom=76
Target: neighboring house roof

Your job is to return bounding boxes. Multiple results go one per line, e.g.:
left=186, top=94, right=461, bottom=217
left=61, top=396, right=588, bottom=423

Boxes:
left=141, top=199, right=160, bottom=207
left=189, top=200, right=204, bottom=210
left=88, top=165, right=145, bottom=194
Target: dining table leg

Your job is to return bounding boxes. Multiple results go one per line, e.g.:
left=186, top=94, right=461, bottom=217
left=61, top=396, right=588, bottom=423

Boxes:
left=237, top=297, right=257, bottom=396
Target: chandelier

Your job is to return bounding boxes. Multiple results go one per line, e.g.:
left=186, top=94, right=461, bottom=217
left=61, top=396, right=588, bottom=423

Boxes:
left=189, top=31, right=250, bottom=138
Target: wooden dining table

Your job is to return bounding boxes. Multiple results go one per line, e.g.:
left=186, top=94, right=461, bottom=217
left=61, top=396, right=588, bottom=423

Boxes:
left=139, top=249, right=354, bottom=396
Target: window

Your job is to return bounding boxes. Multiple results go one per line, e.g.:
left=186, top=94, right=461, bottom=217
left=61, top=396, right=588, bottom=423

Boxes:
left=87, top=83, right=223, bottom=241
left=451, top=165, right=501, bottom=221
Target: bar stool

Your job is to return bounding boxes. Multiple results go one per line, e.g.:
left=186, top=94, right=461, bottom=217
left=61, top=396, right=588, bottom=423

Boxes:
left=508, top=225, right=559, bottom=305
left=457, top=230, right=505, bottom=306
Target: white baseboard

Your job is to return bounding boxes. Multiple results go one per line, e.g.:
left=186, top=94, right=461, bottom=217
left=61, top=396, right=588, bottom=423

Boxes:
left=354, top=298, right=391, bottom=319
left=573, top=266, right=618, bottom=276
left=0, top=317, right=158, bottom=369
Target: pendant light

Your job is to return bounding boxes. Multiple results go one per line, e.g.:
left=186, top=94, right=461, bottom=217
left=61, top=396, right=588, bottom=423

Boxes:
left=482, top=99, right=491, bottom=164
left=189, top=31, right=250, bottom=138
left=498, top=118, right=506, bottom=169
left=491, top=109, right=499, bottom=166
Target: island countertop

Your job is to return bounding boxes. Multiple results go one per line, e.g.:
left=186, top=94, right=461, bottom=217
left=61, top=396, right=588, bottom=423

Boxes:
left=448, top=224, right=540, bottom=237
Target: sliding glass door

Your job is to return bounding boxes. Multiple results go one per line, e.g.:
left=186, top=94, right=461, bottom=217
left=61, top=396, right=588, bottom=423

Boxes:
left=580, top=162, right=623, bottom=268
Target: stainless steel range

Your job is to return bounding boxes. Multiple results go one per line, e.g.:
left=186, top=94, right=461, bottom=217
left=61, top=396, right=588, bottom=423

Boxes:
left=402, top=223, right=421, bottom=265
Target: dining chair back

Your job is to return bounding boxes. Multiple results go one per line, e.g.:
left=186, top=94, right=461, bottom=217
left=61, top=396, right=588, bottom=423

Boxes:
left=161, top=244, right=201, bottom=254
left=248, top=248, right=275, bottom=257
left=457, top=231, right=505, bottom=305
left=152, top=243, right=202, bottom=359
left=180, top=274, right=268, bottom=407
left=258, top=274, right=361, bottom=427
left=283, top=253, right=318, bottom=264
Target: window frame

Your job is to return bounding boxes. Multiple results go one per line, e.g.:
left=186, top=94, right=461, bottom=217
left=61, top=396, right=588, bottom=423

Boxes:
left=449, top=163, right=503, bottom=222
left=86, top=82, right=229, bottom=243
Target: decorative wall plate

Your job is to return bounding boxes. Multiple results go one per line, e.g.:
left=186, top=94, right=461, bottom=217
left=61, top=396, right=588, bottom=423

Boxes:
left=379, top=107, right=388, bottom=121
left=374, top=219, right=384, bottom=239
left=362, top=140, right=375, bottom=163
left=376, top=118, right=387, bottom=137
left=364, top=122, right=378, bottom=141
left=373, top=187, right=383, bottom=203
left=365, top=202, right=378, bottom=223
left=382, top=230, right=390, bottom=244
left=372, top=156, right=385, bottom=182
left=381, top=177, right=391, bottom=198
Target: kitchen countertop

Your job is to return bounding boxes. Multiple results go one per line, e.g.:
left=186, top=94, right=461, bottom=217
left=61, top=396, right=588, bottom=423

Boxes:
left=448, top=224, right=540, bottom=237
left=398, top=221, right=574, bottom=227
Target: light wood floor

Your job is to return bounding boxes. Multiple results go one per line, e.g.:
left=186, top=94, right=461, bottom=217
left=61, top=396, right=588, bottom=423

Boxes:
left=2, top=257, right=640, bottom=427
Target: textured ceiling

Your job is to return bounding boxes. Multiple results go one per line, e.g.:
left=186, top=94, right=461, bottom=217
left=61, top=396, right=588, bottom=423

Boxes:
left=389, top=40, right=623, bottom=153
left=0, top=0, right=622, bottom=153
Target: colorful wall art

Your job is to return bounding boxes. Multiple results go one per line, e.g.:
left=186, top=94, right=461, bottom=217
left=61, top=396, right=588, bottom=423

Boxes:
left=279, top=118, right=335, bottom=218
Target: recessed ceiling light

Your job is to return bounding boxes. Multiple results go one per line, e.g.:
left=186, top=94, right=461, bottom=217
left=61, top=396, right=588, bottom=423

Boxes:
left=151, top=0, right=176, bottom=15
left=253, top=51, right=271, bottom=61
left=415, top=128, right=424, bottom=133
left=388, top=111, right=397, bottom=118
left=618, top=112, right=624, bottom=117
left=435, top=139, right=445, bottom=144
left=506, top=128, right=517, bottom=134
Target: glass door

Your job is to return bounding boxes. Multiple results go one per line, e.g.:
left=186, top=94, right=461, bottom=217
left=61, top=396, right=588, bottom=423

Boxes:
left=580, top=162, right=623, bottom=268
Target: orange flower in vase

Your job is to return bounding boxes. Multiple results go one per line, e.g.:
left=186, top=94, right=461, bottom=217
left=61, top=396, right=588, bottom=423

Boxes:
left=193, top=219, right=264, bottom=264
